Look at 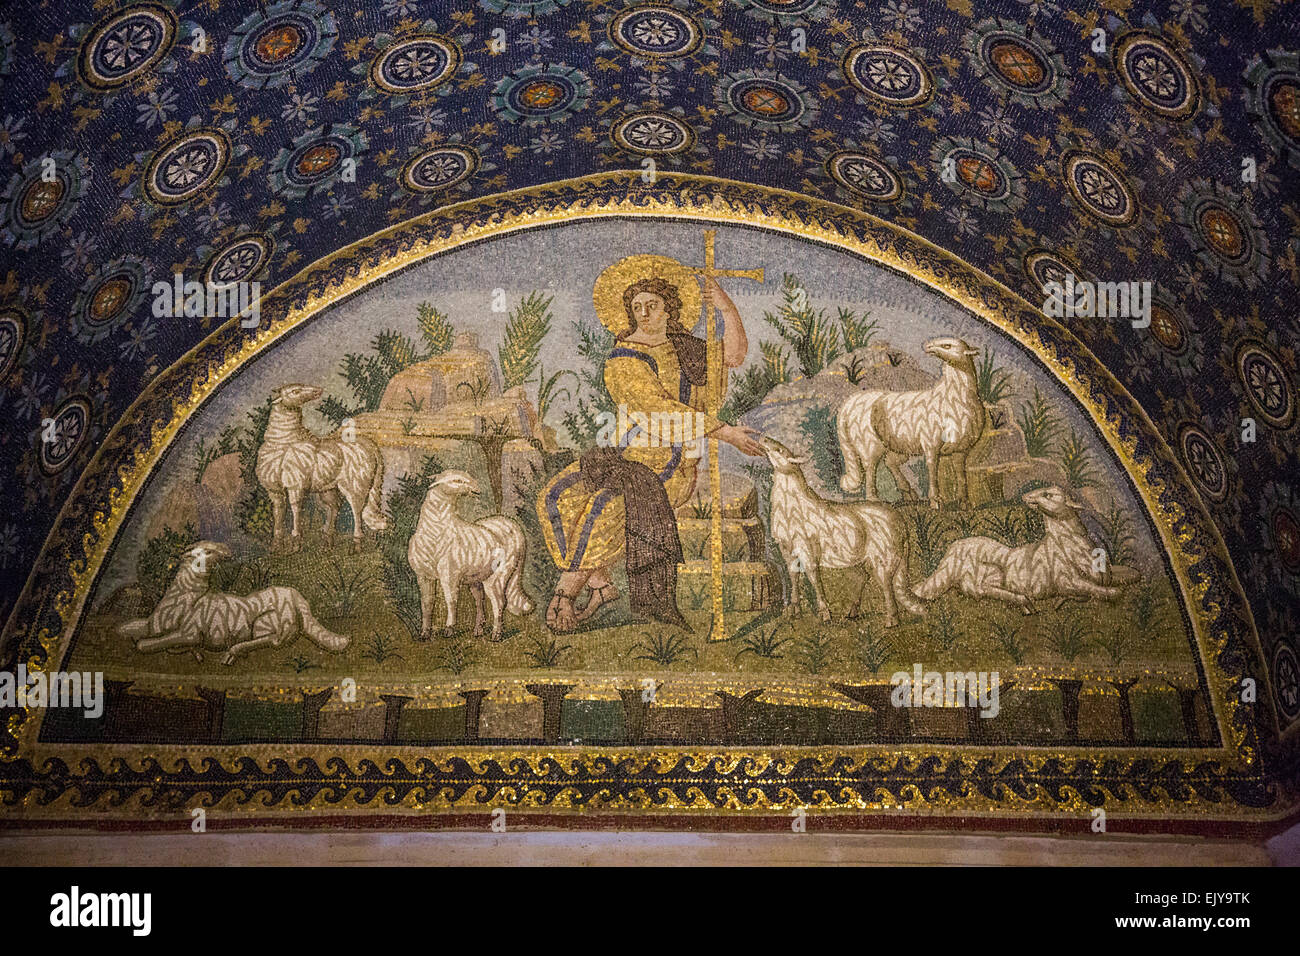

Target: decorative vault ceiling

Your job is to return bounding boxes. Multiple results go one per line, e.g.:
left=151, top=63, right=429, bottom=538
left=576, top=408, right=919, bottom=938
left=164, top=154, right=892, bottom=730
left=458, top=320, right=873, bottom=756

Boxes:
left=0, top=0, right=1297, bottom=694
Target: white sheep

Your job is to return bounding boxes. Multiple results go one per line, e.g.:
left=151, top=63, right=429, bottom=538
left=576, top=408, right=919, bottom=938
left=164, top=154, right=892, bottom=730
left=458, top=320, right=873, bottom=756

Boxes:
left=255, top=383, right=388, bottom=549
left=408, top=470, right=534, bottom=642
left=913, top=485, right=1140, bottom=612
left=837, top=336, right=985, bottom=509
left=118, top=541, right=349, bottom=665
left=763, top=437, right=925, bottom=628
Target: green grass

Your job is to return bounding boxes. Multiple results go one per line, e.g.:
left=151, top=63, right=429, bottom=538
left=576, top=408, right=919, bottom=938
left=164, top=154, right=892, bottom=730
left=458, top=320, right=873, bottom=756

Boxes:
left=793, top=630, right=835, bottom=674
left=991, top=619, right=1027, bottom=665
left=630, top=631, right=697, bottom=667
left=523, top=634, right=572, bottom=668
left=854, top=624, right=894, bottom=675
left=1017, top=387, right=1061, bottom=458
left=1097, top=504, right=1137, bottom=569
left=976, top=347, right=1013, bottom=406
left=736, top=621, right=793, bottom=661
left=1047, top=614, right=1095, bottom=662
left=1056, top=429, right=1101, bottom=488
left=77, top=500, right=1193, bottom=687
left=360, top=632, right=405, bottom=664
left=763, top=273, right=842, bottom=377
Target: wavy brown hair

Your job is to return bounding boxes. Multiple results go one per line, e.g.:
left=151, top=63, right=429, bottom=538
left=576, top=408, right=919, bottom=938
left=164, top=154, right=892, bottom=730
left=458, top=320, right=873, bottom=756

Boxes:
left=618, top=277, right=687, bottom=340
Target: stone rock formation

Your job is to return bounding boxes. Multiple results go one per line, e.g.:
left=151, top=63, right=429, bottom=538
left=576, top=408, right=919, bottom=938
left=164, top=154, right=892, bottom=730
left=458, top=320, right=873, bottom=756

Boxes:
left=352, top=331, right=555, bottom=508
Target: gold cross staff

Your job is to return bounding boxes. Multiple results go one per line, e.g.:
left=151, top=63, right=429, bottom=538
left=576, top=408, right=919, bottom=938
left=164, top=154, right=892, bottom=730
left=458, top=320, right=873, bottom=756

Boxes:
left=685, top=229, right=763, bottom=643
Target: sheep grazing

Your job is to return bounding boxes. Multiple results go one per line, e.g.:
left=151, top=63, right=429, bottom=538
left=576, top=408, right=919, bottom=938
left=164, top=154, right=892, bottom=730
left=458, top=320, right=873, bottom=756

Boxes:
left=913, top=485, right=1141, bottom=612
left=762, top=436, right=925, bottom=627
left=255, top=383, right=388, bottom=549
left=408, top=470, right=534, bottom=642
left=837, top=336, right=985, bottom=509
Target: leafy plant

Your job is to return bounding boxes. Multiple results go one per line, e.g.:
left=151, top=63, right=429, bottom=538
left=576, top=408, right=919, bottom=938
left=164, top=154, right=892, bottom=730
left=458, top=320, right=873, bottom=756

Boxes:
left=799, top=405, right=843, bottom=491
left=689, top=495, right=712, bottom=519
left=560, top=316, right=616, bottom=443
left=981, top=508, right=1030, bottom=546
left=909, top=508, right=949, bottom=576
left=403, top=387, right=426, bottom=413
left=360, top=632, right=405, bottom=664
left=1097, top=504, right=1137, bottom=570
left=759, top=340, right=791, bottom=383
left=720, top=339, right=794, bottom=423
left=524, top=634, right=572, bottom=668
left=975, top=347, right=1013, bottom=406
left=838, top=306, right=880, bottom=352
left=841, top=353, right=868, bottom=385
left=679, top=578, right=709, bottom=610
left=952, top=510, right=979, bottom=539
left=416, top=301, right=455, bottom=357
left=234, top=398, right=274, bottom=538
left=854, top=624, right=893, bottom=674
left=927, top=602, right=960, bottom=651
left=433, top=638, right=480, bottom=675
left=1131, top=582, right=1167, bottom=634
left=630, top=630, right=697, bottom=667
left=286, top=654, right=320, bottom=673
left=136, top=523, right=197, bottom=605
left=455, top=374, right=492, bottom=406
left=793, top=630, right=835, bottom=674
left=374, top=328, right=422, bottom=372
left=1092, top=626, right=1136, bottom=666
left=724, top=537, right=750, bottom=562
left=735, top=621, right=792, bottom=661
left=1056, top=429, right=1101, bottom=488
left=561, top=396, right=609, bottom=446
left=1017, top=387, right=1061, bottom=458
left=210, top=557, right=274, bottom=595
left=192, top=425, right=241, bottom=484
left=1047, top=615, right=1095, bottom=662
left=991, top=619, right=1027, bottom=665
left=322, top=558, right=379, bottom=617
left=316, top=302, right=454, bottom=427
left=533, top=365, right=577, bottom=421
left=763, top=273, right=841, bottom=377
left=498, top=291, right=554, bottom=391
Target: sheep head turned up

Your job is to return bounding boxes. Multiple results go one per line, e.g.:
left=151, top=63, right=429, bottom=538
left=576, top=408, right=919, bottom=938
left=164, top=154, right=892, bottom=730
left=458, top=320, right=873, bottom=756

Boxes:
left=759, top=436, right=808, bottom=474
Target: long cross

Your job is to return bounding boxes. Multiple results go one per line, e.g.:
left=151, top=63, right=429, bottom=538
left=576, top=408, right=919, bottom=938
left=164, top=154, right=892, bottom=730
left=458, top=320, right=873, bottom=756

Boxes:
left=684, top=230, right=763, bottom=643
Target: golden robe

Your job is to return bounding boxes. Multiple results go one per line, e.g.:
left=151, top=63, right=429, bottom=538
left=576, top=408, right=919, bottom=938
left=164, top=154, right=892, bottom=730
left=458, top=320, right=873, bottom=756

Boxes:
left=537, top=339, right=724, bottom=572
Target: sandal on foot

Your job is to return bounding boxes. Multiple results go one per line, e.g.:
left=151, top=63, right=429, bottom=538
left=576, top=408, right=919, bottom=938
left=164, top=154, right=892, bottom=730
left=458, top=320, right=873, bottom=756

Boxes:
left=575, top=584, right=620, bottom=622
left=545, top=591, right=581, bottom=633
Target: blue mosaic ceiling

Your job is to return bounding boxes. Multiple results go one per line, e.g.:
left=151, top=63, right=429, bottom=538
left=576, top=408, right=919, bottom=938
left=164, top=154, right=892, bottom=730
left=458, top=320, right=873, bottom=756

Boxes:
left=0, top=0, right=1297, bottom=652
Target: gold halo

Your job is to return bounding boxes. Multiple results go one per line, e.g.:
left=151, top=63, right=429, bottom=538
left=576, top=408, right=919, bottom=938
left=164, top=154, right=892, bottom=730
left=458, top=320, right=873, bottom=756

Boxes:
left=592, top=253, right=701, bottom=333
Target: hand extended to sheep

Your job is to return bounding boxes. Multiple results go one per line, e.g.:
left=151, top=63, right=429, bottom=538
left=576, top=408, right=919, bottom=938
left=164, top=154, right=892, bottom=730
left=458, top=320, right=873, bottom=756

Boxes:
left=710, top=423, right=764, bottom=456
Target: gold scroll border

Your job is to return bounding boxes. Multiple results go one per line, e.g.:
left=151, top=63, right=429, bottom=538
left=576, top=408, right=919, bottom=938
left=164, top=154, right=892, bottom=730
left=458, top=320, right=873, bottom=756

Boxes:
left=1, top=173, right=1279, bottom=820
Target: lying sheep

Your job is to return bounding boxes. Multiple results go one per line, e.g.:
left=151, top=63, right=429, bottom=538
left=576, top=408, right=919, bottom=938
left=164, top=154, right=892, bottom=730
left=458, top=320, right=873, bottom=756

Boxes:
left=837, top=336, right=985, bottom=509
left=408, top=471, right=534, bottom=642
left=913, top=485, right=1141, bottom=612
left=119, top=541, right=348, bottom=666
left=763, top=436, right=925, bottom=627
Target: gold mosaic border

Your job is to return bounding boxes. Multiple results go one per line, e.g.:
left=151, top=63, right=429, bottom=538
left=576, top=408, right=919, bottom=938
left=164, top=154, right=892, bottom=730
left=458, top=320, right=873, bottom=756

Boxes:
left=2, top=173, right=1278, bottom=821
